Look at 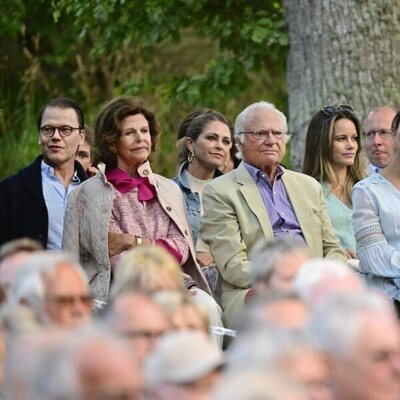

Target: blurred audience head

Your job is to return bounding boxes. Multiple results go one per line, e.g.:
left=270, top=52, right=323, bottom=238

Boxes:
left=105, top=291, right=170, bottom=364
left=111, top=245, right=186, bottom=299
left=308, top=291, right=400, bottom=400
left=5, top=327, right=70, bottom=399
left=294, top=258, right=364, bottom=305
left=227, top=328, right=333, bottom=400
left=144, top=331, right=223, bottom=400
left=8, top=251, right=92, bottom=328
left=211, top=370, right=307, bottom=400
left=237, top=291, right=309, bottom=333
left=250, top=236, right=311, bottom=295
left=0, top=238, right=42, bottom=301
left=154, top=290, right=209, bottom=334
left=17, top=327, right=142, bottom=400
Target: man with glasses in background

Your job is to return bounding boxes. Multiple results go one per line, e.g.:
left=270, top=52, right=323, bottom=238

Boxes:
left=200, top=101, right=346, bottom=327
left=364, top=106, right=397, bottom=174
left=0, top=97, right=87, bottom=250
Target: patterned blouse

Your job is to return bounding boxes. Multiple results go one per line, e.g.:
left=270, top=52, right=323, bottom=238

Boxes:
left=109, top=185, right=189, bottom=270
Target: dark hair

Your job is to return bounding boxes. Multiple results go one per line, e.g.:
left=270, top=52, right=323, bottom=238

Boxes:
left=177, top=109, right=233, bottom=165
left=37, top=97, right=85, bottom=131
left=95, top=96, right=161, bottom=169
left=82, top=124, right=95, bottom=162
left=228, top=142, right=241, bottom=169
left=303, top=107, right=365, bottom=200
left=84, top=125, right=95, bottom=147
left=391, top=110, right=400, bottom=133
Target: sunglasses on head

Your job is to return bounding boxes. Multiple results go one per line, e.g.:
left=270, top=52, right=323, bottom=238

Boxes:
left=321, top=104, right=354, bottom=116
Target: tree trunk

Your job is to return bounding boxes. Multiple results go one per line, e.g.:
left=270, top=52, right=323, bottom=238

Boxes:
left=283, top=0, right=400, bottom=171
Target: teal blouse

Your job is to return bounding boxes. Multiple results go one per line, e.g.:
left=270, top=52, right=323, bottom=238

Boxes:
left=321, top=182, right=356, bottom=251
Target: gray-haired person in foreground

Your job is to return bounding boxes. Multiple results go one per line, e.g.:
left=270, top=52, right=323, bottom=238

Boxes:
left=307, top=291, right=400, bottom=400
left=7, top=251, right=92, bottom=329
left=11, top=327, right=142, bottom=400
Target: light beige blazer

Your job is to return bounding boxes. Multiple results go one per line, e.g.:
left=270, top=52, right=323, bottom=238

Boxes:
left=200, top=162, right=346, bottom=326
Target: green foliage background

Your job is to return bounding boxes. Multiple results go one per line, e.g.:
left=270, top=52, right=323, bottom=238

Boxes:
left=0, top=0, right=288, bottom=179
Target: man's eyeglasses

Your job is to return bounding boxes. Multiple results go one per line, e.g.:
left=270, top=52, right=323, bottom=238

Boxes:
left=321, top=105, right=354, bottom=116
left=40, top=125, right=81, bottom=137
left=47, top=294, right=93, bottom=307
left=239, top=130, right=290, bottom=141
left=363, top=129, right=394, bottom=142
left=120, top=329, right=167, bottom=342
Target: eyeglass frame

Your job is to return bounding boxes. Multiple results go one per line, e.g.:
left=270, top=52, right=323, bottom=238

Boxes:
left=40, top=125, right=83, bottom=137
left=46, top=293, right=93, bottom=308
left=321, top=104, right=354, bottom=116
left=362, top=129, right=395, bottom=142
left=120, top=328, right=167, bottom=342
left=238, top=129, right=292, bottom=141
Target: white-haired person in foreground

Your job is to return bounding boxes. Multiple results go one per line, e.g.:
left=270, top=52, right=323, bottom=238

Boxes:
left=248, top=235, right=311, bottom=302
left=294, top=258, right=364, bottom=305
left=144, top=331, right=223, bottom=400
left=236, top=291, right=309, bottom=333
left=7, top=251, right=92, bottom=328
left=226, top=328, right=333, bottom=400
left=0, top=237, right=42, bottom=303
left=211, top=370, right=308, bottom=400
left=5, top=327, right=70, bottom=400
left=12, top=327, right=142, bottom=400
left=307, top=291, right=400, bottom=400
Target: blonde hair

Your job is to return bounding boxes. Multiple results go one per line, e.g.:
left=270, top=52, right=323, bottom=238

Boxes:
left=111, top=246, right=186, bottom=299
left=153, top=290, right=209, bottom=333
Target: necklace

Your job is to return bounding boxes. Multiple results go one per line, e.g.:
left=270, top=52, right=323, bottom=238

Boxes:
left=333, top=183, right=351, bottom=205
left=335, top=183, right=345, bottom=196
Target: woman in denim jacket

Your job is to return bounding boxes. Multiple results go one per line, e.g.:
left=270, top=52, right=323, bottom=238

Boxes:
left=173, top=109, right=235, bottom=291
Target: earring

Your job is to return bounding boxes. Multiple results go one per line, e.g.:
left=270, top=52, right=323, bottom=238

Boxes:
left=188, top=150, right=195, bottom=163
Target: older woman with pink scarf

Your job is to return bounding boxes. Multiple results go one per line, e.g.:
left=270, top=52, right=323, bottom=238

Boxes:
left=63, top=96, right=211, bottom=302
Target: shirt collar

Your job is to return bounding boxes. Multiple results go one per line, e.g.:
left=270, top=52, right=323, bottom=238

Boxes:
left=41, top=160, right=81, bottom=183
left=243, top=161, right=285, bottom=183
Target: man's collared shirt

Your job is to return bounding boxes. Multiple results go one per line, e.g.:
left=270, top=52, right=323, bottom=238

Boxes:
left=41, top=161, right=81, bottom=250
left=244, top=162, right=305, bottom=242
left=367, top=163, right=380, bottom=175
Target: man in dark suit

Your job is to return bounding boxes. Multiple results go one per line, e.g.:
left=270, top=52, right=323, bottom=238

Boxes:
left=0, top=97, right=87, bottom=249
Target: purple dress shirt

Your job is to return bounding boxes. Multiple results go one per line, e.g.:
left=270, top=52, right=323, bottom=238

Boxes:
left=244, top=162, right=305, bottom=243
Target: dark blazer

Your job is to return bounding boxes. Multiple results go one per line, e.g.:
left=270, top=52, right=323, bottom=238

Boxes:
left=0, top=155, right=87, bottom=248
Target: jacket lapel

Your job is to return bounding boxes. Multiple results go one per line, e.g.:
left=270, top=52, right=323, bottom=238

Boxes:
left=19, top=156, right=45, bottom=204
left=282, top=171, right=313, bottom=246
left=236, top=163, right=273, bottom=238
left=19, top=156, right=87, bottom=204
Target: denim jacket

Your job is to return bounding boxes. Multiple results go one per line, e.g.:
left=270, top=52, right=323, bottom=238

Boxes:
left=173, top=161, right=222, bottom=244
